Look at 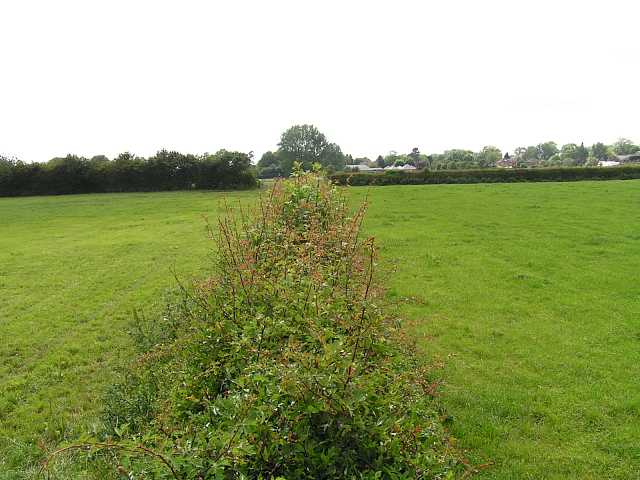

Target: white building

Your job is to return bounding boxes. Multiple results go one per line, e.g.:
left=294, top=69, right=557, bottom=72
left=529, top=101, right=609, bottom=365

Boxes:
left=384, top=164, right=416, bottom=171
left=598, top=160, right=621, bottom=167
left=345, top=162, right=417, bottom=172
left=344, top=163, right=384, bottom=172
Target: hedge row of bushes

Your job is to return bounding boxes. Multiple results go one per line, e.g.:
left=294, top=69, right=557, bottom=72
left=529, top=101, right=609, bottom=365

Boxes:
left=0, top=150, right=257, bottom=196
left=330, top=165, right=640, bottom=186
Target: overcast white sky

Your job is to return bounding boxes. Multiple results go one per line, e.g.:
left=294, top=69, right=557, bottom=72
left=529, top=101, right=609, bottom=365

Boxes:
left=0, top=0, right=638, bottom=162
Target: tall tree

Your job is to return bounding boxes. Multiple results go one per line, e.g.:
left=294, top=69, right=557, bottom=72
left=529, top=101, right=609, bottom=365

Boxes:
left=442, top=149, right=474, bottom=169
left=575, top=142, right=589, bottom=165
left=384, top=151, right=402, bottom=166
left=0, top=155, right=15, bottom=170
left=407, top=147, right=421, bottom=166
left=612, top=138, right=640, bottom=155
left=513, top=146, right=537, bottom=167
left=476, top=146, right=502, bottom=167
left=536, top=142, right=559, bottom=161
left=590, top=142, right=609, bottom=161
left=560, top=143, right=579, bottom=165
left=257, top=151, right=283, bottom=178
left=277, top=125, right=345, bottom=174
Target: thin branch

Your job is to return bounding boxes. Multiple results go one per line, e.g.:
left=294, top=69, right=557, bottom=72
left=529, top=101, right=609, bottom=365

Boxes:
left=39, top=442, right=180, bottom=479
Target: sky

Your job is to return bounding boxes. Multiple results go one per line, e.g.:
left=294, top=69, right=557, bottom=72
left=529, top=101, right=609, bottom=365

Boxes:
left=0, top=0, right=638, bottom=163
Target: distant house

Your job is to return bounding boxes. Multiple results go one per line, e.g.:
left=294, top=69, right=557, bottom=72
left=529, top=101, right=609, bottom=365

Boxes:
left=345, top=162, right=416, bottom=173
left=615, top=153, right=640, bottom=164
left=344, top=163, right=384, bottom=173
left=383, top=164, right=416, bottom=171
left=598, top=160, right=621, bottom=167
left=496, top=153, right=516, bottom=168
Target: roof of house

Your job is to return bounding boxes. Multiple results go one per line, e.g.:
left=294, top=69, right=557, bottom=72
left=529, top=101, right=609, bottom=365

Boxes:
left=615, top=153, right=640, bottom=162
left=384, top=164, right=416, bottom=170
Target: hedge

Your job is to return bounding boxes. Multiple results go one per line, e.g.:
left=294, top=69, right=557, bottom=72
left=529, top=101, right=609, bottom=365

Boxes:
left=0, top=150, right=257, bottom=197
left=330, top=165, right=640, bottom=186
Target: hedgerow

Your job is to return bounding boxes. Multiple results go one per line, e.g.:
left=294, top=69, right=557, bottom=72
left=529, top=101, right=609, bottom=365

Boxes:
left=42, top=166, right=461, bottom=479
left=330, top=165, right=640, bottom=186
left=0, top=149, right=257, bottom=197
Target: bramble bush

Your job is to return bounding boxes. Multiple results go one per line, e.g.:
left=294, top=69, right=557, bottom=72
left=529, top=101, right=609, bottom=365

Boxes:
left=43, top=166, right=461, bottom=479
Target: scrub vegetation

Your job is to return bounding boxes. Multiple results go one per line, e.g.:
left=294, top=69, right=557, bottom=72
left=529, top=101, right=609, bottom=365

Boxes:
left=42, top=169, right=459, bottom=478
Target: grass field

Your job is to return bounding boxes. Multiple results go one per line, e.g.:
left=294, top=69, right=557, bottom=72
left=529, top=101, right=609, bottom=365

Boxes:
left=1, top=181, right=639, bottom=478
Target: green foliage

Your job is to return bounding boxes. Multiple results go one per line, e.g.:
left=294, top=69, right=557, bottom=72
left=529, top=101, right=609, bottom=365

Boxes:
left=513, top=146, right=539, bottom=167
left=354, top=156, right=371, bottom=166
left=90, top=154, right=110, bottom=163
left=330, top=165, right=640, bottom=186
left=256, top=151, right=284, bottom=178
left=558, top=144, right=579, bottom=166
left=0, top=150, right=257, bottom=197
left=407, top=147, right=421, bottom=166
left=590, top=142, right=610, bottom=161
left=536, top=141, right=559, bottom=161
left=575, top=142, right=589, bottom=165
left=61, top=173, right=461, bottom=478
left=429, top=150, right=476, bottom=170
left=256, top=126, right=346, bottom=178
left=276, top=124, right=346, bottom=175
left=0, top=155, right=16, bottom=183
left=382, top=151, right=402, bottom=167
left=612, top=137, right=640, bottom=155
left=410, top=138, right=637, bottom=169
left=475, top=146, right=502, bottom=168
left=370, top=138, right=637, bottom=171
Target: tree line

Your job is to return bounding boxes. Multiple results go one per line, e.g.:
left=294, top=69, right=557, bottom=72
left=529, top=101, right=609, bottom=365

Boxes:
left=0, top=149, right=257, bottom=196
left=355, top=139, right=640, bottom=171
left=3, top=126, right=639, bottom=193
left=257, top=125, right=640, bottom=177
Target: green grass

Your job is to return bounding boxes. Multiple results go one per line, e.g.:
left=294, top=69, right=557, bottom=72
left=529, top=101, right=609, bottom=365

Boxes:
left=0, top=191, right=255, bottom=478
left=2, top=181, right=639, bottom=478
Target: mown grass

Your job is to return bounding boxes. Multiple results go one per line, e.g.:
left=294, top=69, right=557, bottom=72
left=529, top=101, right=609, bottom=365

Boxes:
left=1, top=181, right=639, bottom=478
left=0, top=191, right=255, bottom=478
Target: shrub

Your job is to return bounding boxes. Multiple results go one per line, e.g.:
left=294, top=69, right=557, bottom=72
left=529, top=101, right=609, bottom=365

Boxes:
left=43, top=168, right=461, bottom=478
left=330, top=165, right=640, bottom=186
